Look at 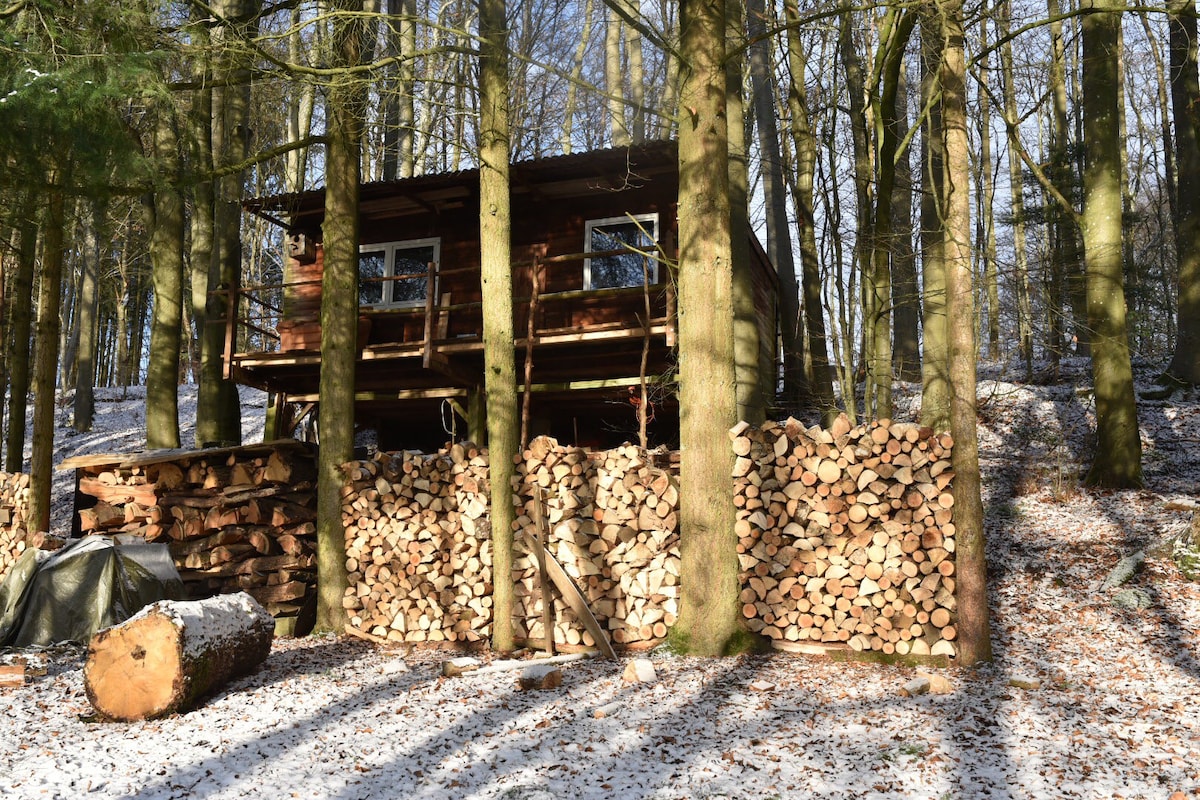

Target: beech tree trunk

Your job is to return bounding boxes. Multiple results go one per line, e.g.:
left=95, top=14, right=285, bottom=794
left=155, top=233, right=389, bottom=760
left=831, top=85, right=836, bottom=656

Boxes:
left=750, top=0, right=802, bottom=406
left=919, top=5, right=949, bottom=433
left=479, top=0, right=516, bottom=652
left=999, top=0, right=1033, bottom=379
left=728, top=0, right=765, bottom=425
left=1167, top=0, right=1200, bottom=385
left=1081, top=0, right=1143, bottom=488
left=783, top=0, right=837, bottom=423
left=146, top=108, right=184, bottom=451
left=673, top=0, right=742, bottom=657
left=84, top=593, right=274, bottom=722
left=198, top=0, right=254, bottom=449
left=605, top=4, right=630, bottom=146
left=891, top=65, right=921, bottom=383
left=939, top=0, right=991, bottom=665
left=315, top=0, right=364, bottom=633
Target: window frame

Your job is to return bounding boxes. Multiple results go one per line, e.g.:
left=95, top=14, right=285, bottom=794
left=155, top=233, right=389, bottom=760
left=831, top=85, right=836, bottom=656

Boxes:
left=583, top=213, right=659, bottom=291
left=358, top=237, right=441, bottom=309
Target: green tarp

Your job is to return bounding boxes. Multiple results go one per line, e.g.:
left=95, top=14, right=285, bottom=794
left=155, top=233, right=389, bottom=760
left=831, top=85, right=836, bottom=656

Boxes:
left=0, top=537, right=184, bottom=647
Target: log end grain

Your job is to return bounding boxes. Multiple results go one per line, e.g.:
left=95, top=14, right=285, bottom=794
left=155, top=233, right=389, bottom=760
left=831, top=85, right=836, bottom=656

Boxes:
left=84, top=593, right=274, bottom=722
left=84, top=614, right=184, bottom=721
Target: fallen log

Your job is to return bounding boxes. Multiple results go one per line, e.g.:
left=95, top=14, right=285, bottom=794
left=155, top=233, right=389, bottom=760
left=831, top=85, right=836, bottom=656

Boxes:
left=83, top=592, right=273, bottom=721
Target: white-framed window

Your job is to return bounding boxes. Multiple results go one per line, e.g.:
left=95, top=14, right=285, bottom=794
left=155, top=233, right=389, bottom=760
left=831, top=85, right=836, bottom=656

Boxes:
left=584, top=213, right=659, bottom=290
left=358, top=237, right=440, bottom=307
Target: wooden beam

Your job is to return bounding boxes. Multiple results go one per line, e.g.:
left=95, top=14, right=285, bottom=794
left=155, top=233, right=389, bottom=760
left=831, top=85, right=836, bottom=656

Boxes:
left=520, top=531, right=616, bottom=659
left=519, top=375, right=678, bottom=393
left=284, top=388, right=468, bottom=403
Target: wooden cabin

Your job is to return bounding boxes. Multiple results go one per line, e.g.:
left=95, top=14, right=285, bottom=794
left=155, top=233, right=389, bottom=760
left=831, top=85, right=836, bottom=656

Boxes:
left=231, top=141, right=778, bottom=451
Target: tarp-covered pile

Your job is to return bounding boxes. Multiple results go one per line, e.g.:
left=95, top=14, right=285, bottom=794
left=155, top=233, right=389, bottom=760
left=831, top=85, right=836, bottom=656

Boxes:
left=0, top=537, right=184, bottom=647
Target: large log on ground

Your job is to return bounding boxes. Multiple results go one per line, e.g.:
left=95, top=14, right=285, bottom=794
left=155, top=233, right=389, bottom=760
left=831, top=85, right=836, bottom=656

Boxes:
left=83, top=592, right=273, bottom=721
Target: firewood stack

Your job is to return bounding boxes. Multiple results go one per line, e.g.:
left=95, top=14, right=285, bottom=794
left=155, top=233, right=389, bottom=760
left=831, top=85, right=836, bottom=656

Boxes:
left=69, top=444, right=320, bottom=629
left=338, top=438, right=681, bottom=649
left=0, top=471, right=31, bottom=581
left=340, top=443, right=495, bottom=645
left=512, top=437, right=680, bottom=649
left=731, top=415, right=958, bottom=657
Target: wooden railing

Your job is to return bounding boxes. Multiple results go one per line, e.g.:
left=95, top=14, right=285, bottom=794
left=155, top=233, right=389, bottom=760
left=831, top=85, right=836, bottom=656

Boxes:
left=221, top=244, right=676, bottom=379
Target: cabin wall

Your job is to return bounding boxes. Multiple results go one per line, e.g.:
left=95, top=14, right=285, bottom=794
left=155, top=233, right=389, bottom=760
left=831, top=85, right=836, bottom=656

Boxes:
left=279, top=181, right=681, bottom=351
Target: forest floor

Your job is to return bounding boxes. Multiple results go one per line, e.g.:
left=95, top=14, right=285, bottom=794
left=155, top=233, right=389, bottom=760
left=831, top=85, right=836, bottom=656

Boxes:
left=2, top=362, right=1200, bottom=800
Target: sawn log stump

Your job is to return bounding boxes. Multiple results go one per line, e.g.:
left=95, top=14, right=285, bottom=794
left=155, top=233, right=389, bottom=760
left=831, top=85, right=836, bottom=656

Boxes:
left=84, top=592, right=273, bottom=721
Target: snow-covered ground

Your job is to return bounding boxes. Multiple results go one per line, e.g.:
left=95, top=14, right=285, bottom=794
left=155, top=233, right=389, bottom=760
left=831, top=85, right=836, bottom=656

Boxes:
left=3, top=364, right=1200, bottom=800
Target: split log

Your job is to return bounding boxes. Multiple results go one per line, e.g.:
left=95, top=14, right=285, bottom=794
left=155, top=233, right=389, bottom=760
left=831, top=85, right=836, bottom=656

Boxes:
left=83, top=592, right=273, bottom=721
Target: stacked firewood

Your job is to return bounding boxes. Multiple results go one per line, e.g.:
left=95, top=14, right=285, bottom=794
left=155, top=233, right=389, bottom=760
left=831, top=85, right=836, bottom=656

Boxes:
left=338, top=438, right=681, bottom=649
left=512, top=438, right=680, bottom=648
left=71, top=444, right=319, bottom=629
left=731, top=415, right=958, bottom=657
left=340, top=443, right=494, bottom=645
left=0, top=471, right=31, bottom=581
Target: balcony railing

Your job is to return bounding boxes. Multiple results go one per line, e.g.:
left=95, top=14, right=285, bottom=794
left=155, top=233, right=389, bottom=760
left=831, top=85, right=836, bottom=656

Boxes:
left=220, top=245, right=676, bottom=380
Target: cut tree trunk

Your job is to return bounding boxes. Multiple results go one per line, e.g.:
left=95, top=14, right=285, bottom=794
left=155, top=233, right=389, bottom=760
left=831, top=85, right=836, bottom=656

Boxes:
left=83, top=592, right=273, bottom=721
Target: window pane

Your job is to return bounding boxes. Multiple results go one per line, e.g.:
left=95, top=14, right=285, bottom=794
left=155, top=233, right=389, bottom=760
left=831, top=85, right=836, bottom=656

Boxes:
left=590, top=221, right=654, bottom=289
left=391, top=245, right=435, bottom=304
left=359, top=251, right=385, bottom=305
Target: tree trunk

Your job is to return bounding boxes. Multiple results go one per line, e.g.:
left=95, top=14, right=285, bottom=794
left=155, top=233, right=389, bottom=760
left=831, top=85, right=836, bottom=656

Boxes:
left=146, top=109, right=184, bottom=451
left=199, top=0, right=255, bottom=449
left=605, top=5, right=630, bottom=146
left=891, top=63, right=921, bottom=382
left=673, top=0, right=742, bottom=656
left=114, top=249, right=133, bottom=388
left=920, top=4, right=949, bottom=433
left=839, top=2, right=876, bottom=414
left=315, top=0, right=364, bottom=633
left=381, top=0, right=416, bottom=181
left=865, top=6, right=916, bottom=420
left=783, top=0, right=837, bottom=424
left=976, top=18, right=1000, bottom=362
left=286, top=2, right=319, bottom=190
left=189, top=65, right=216, bottom=408
left=73, top=200, right=104, bottom=433
left=999, top=0, right=1033, bottom=379
left=1049, top=0, right=1084, bottom=363
left=84, top=593, right=274, bottom=722
left=479, top=0, right=516, bottom=652
left=1167, top=0, right=1200, bottom=385
left=560, top=0, right=595, bottom=154
left=5, top=208, right=36, bottom=472
left=939, top=0, right=991, bottom=666
left=1081, top=0, right=1143, bottom=488
left=29, top=186, right=66, bottom=533
left=750, top=0, right=801, bottom=406
left=728, top=0, right=765, bottom=424
left=624, top=0, right=647, bottom=144
left=59, top=241, right=78, bottom=395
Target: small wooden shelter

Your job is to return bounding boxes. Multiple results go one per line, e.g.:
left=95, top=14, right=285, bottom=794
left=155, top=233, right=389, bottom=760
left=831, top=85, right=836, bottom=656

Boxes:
left=230, top=141, right=778, bottom=450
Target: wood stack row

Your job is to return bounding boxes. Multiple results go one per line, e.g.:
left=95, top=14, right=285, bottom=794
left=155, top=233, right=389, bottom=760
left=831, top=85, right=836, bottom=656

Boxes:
left=512, top=437, right=680, bottom=648
left=731, top=415, right=958, bottom=657
left=0, top=471, right=31, bottom=581
left=337, top=437, right=682, bottom=649
left=70, top=443, right=320, bottom=631
left=340, top=442, right=495, bottom=645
